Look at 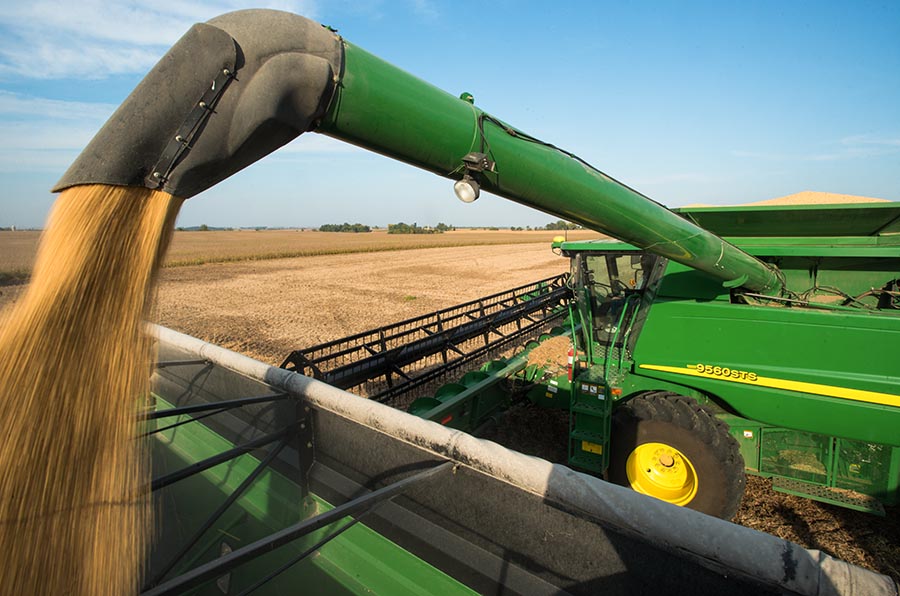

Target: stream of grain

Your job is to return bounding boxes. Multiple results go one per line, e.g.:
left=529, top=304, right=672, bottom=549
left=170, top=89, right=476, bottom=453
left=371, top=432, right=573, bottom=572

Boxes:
left=0, top=185, right=182, bottom=593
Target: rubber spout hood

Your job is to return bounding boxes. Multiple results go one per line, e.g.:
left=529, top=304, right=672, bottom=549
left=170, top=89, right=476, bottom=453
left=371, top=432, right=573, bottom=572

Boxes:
left=53, top=10, right=342, bottom=199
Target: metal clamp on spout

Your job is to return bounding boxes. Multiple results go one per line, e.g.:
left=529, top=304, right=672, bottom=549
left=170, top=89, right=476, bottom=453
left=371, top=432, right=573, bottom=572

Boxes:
left=146, top=68, right=236, bottom=188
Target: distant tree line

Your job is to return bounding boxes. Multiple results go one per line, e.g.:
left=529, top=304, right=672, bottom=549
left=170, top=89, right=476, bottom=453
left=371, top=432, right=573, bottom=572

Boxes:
left=176, top=224, right=229, bottom=231
left=319, top=222, right=372, bottom=233
left=544, top=220, right=580, bottom=230
left=388, top=222, right=454, bottom=234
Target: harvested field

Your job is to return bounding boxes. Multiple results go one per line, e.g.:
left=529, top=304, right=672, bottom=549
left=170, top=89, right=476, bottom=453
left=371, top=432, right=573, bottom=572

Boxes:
left=153, top=242, right=575, bottom=362
left=1, top=214, right=897, bottom=584
left=163, top=229, right=599, bottom=266
left=0, top=228, right=598, bottom=279
left=0, top=230, right=39, bottom=284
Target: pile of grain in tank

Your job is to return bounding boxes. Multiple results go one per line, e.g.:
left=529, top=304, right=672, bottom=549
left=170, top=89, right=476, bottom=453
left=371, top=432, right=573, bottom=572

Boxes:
left=742, top=191, right=888, bottom=206
left=0, top=184, right=182, bottom=594
left=526, top=335, right=572, bottom=373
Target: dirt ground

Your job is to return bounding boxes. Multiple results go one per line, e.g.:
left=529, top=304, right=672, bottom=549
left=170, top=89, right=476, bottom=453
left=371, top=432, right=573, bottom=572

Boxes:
left=151, top=243, right=573, bottom=363
left=1, top=239, right=897, bottom=584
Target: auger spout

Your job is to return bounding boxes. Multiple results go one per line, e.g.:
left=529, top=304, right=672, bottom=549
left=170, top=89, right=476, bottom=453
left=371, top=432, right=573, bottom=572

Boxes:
left=55, top=9, right=783, bottom=295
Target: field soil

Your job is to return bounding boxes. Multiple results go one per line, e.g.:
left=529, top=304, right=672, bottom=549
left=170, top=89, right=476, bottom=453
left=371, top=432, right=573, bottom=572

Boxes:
left=152, top=243, right=573, bottom=363
left=1, top=223, right=897, bottom=584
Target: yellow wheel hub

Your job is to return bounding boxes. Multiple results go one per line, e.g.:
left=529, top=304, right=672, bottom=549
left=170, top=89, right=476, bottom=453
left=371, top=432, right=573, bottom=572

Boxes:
left=625, top=442, right=698, bottom=506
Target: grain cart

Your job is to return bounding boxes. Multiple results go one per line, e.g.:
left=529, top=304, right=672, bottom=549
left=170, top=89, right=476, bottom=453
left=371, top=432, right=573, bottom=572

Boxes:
left=56, top=8, right=899, bottom=525
left=143, top=326, right=897, bottom=595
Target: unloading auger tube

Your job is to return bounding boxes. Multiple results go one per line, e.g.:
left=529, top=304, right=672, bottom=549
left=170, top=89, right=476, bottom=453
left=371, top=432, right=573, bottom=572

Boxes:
left=55, top=9, right=783, bottom=295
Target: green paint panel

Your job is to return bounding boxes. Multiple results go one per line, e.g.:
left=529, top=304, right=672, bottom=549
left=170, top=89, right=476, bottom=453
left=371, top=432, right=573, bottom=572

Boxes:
left=634, top=298, right=900, bottom=445
left=719, top=415, right=762, bottom=472
left=526, top=372, right=572, bottom=409
left=674, top=203, right=900, bottom=237
left=151, top=398, right=477, bottom=595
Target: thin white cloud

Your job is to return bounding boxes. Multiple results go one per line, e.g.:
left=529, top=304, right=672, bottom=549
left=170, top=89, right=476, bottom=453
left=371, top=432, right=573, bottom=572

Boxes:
left=409, top=0, right=439, bottom=20
left=0, top=91, right=116, bottom=121
left=731, top=150, right=804, bottom=161
left=0, top=121, right=107, bottom=151
left=732, top=134, right=900, bottom=162
left=0, top=1, right=318, bottom=79
left=0, top=148, right=80, bottom=173
left=0, top=91, right=116, bottom=172
left=0, top=90, right=358, bottom=173
left=633, top=172, right=716, bottom=186
left=0, top=41, right=164, bottom=80
left=840, top=134, right=900, bottom=148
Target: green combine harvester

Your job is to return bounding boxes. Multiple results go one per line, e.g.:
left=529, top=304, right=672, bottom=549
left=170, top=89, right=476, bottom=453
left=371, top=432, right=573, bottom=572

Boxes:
left=303, top=201, right=899, bottom=520
left=57, top=8, right=898, bottom=594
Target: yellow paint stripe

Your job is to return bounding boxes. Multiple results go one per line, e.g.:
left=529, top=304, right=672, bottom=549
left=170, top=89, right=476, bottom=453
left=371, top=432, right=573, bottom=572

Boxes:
left=639, top=364, right=900, bottom=408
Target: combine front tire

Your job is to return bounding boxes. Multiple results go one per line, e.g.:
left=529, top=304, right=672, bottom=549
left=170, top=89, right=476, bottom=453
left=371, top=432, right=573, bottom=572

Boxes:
left=609, top=392, right=745, bottom=519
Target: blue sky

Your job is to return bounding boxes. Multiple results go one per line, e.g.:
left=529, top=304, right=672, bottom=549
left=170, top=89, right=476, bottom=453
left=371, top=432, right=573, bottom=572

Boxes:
left=0, top=1, right=898, bottom=229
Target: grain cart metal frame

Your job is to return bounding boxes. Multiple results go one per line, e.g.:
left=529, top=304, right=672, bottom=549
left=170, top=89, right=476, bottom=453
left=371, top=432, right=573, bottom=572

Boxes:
left=56, top=10, right=898, bottom=520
